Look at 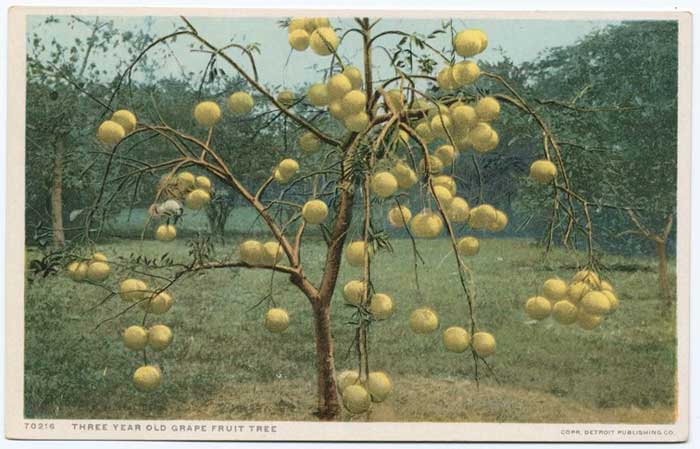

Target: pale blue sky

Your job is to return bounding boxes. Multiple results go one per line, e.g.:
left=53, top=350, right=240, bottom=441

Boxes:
left=27, top=15, right=618, bottom=89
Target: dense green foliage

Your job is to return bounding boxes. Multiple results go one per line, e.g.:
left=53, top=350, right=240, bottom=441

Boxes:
left=528, top=21, right=677, bottom=215
left=512, top=22, right=677, bottom=255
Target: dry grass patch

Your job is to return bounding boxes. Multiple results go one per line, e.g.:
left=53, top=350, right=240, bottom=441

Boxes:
left=165, top=376, right=675, bottom=424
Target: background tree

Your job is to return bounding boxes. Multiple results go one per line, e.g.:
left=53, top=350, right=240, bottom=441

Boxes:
left=520, top=21, right=678, bottom=302
left=26, top=16, right=155, bottom=246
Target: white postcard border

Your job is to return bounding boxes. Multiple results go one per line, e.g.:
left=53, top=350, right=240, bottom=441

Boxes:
left=4, top=7, right=692, bottom=442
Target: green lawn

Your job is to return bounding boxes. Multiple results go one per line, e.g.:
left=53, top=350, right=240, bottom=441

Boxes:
left=23, top=236, right=677, bottom=423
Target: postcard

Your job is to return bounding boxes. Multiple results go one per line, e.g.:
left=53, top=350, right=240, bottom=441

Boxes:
left=5, top=7, right=691, bottom=442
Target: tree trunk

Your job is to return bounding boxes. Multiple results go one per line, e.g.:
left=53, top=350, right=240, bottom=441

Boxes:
left=51, top=140, right=66, bottom=247
left=655, top=239, right=672, bottom=305
left=312, top=302, right=340, bottom=420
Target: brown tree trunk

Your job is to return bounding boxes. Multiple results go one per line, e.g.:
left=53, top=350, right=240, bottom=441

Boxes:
left=655, top=239, right=672, bottom=304
left=51, top=140, right=66, bottom=246
left=303, top=181, right=354, bottom=420
left=312, top=301, right=340, bottom=420
left=309, top=169, right=355, bottom=421
left=626, top=211, right=674, bottom=307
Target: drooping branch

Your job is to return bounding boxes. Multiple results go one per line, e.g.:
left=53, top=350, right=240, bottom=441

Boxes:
left=192, top=41, right=261, bottom=82
left=483, top=72, right=596, bottom=262
left=104, top=30, right=193, bottom=117
left=156, top=127, right=302, bottom=271
left=180, top=17, right=342, bottom=148
left=400, top=120, right=481, bottom=383
left=93, top=256, right=302, bottom=331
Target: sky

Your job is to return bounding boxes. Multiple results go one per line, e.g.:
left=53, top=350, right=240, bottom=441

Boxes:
left=27, top=15, right=619, bottom=89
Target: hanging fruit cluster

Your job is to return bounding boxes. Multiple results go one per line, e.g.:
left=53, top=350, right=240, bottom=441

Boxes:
left=525, top=270, right=619, bottom=330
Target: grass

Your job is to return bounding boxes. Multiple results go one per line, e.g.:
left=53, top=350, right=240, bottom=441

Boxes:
left=24, top=236, right=677, bottom=423
left=105, top=207, right=301, bottom=238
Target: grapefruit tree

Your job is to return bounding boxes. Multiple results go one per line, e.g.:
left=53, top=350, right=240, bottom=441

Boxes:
left=67, top=16, right=623, bottom=420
